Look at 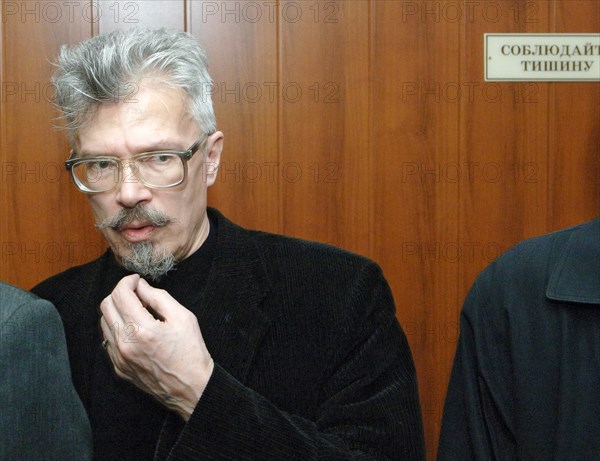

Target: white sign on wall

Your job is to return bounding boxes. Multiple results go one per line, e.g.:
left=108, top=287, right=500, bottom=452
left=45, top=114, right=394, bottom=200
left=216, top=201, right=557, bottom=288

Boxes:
left=485, top=33, right=600, bottom=81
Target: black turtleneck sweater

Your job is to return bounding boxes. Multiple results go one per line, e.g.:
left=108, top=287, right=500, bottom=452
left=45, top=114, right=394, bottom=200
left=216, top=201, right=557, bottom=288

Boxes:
left=82, top=217, right=216, bottom=460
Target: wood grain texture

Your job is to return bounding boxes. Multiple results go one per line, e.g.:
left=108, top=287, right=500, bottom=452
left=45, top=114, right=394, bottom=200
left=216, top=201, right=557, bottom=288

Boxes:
left=459, top=0, right=552, bottom=295
left=0, top=1, right=102, bottom=289
left=190, top=0, right=280, bottom=234
left=97, top=0, right=184, bottom=33
left=549, top=0, right=600, bottom=229
left=371, top=1, right=460, bottom=455
left=279, top=0, right=371, bottom=255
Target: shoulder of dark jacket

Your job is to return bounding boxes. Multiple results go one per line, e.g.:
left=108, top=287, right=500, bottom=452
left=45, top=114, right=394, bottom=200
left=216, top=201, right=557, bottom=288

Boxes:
left=473, top=217, right=600, bottom=307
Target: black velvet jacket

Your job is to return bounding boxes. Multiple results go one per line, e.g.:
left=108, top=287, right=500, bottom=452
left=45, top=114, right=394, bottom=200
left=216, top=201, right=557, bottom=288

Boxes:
left=438, top=218, right=600, bottom=460
left=33, top=208, right=425, bottom=460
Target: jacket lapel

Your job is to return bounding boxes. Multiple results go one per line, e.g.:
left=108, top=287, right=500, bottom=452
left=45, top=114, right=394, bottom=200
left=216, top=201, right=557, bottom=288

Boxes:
left=154, top=210, right=277, bottom=460
left=196, top=211, right=275, bottom=382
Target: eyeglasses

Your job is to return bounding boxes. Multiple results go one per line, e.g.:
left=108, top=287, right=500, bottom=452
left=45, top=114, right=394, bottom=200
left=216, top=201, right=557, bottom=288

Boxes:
left=65, top=138, right=205, bottom=193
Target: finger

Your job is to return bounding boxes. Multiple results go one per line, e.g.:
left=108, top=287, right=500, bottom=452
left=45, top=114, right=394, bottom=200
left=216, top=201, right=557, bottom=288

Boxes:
left=99, top=316, right=130, bottom=377
left=100, top=315, right=120, bottom=350
left=135, top=278, right=182, bottom=321
left=119, top=273, right=141, bottom=288
left=100, top=291, right=125, bottom=328
left=111, top=274, right=156, bottom=324
left=112, top=274, right=141, bottom=311
left=99, top=315, right=119, bottom=363
left=100, top=274, right=140, bottom=324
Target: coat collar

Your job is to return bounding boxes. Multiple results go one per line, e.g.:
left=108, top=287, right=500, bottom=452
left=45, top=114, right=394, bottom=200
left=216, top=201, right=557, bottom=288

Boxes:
left=546, top=218, right=600, bottom=305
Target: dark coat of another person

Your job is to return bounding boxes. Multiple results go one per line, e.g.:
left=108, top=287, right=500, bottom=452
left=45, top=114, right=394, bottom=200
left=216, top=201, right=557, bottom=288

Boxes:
left=0, top=281, right=92, bottom=460
left=438, top=218, right=600, bottom=461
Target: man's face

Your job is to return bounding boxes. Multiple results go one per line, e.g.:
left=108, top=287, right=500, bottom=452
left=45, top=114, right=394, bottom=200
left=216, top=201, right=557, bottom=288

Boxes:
left=76, top=81, right=223, bottom=274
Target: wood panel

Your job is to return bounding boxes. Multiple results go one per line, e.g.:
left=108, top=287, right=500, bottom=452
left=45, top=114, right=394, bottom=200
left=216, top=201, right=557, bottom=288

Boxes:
left=549, top=0, right=600, bottom=229
left=0, top=1, right=100, bottom=289
left=371, top=1, right=460, bottom=456
left=278, top=0, right=371, bottom=254
left=190, top=0, right=280, bottom=234
left=97, top=0, right=184, bottom=33
left=459, top=0, right=552, bottom=296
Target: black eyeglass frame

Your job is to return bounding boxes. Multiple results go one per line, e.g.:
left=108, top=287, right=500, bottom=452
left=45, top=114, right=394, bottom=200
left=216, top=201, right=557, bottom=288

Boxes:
left=64, top=138, right=205, bottom=193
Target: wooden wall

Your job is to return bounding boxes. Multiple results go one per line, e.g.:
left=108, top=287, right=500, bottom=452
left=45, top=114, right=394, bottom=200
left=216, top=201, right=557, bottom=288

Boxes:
left=1, top=1, right=598, bottom=458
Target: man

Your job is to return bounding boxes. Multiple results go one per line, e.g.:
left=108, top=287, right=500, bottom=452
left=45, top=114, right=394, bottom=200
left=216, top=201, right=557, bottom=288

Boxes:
left=0, top=281, right=92, bottom=460
left=438, top=218, right=600, bottom=460
left=32, top=28, right=424, bottom=460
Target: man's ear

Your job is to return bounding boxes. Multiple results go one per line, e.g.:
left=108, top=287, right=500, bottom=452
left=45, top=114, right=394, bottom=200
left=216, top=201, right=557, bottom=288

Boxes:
left=204, top=131, right=223, bottom=187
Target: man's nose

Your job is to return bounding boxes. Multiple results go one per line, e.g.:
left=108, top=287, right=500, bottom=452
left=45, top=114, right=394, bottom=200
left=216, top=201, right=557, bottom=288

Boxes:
left=115, top=163, right=153, bottom=208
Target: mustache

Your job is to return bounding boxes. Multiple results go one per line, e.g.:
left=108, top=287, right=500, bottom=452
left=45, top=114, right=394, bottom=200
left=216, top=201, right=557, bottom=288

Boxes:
left=96, top=205, right=176, bottom=231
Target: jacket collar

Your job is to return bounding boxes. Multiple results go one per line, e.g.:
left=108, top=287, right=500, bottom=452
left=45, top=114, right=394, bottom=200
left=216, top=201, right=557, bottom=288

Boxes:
left=197, top=207, right=277, bottom=381
left=546, top=218, right=600, bottom=304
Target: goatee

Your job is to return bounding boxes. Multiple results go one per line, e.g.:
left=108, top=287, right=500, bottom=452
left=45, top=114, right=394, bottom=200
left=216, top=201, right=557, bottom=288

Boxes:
left=96, top=204, right=177, bottom=281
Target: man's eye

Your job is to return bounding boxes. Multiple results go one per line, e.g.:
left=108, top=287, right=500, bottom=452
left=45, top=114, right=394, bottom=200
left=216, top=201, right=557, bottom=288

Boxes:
left=87, top=160, right=113, bottom=170
left=144, top=154, right=176, bottom=165
left=156, top=155, right=172, bottom=163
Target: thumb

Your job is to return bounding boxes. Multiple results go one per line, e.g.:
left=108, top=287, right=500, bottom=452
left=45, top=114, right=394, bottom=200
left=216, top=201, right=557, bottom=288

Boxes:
left=117, top=273, right=141, bottom=291
left=135, top=278, right=178, bottom=320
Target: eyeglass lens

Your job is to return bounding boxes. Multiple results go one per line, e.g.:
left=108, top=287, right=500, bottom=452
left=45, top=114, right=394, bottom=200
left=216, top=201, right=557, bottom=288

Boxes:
left=72, top=154, right=185, bottom=191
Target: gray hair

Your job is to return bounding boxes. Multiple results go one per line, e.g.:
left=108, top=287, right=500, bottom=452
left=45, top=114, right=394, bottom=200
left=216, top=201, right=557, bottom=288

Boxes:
left=52, top=27, right=216, bottom=146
